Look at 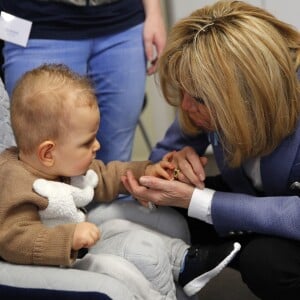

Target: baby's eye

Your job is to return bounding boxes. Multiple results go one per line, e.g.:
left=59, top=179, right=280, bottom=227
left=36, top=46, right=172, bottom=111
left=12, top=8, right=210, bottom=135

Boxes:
left=83, top=139, right=95, bottom=148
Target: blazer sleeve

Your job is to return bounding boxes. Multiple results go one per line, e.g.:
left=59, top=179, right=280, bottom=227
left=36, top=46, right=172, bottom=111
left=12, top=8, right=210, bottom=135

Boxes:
left=211, top=191, right=300, bottom=240
left=149, top=115, right=210, bottom=162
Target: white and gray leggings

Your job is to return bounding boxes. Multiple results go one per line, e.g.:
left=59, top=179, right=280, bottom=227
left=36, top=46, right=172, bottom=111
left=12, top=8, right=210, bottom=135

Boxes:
left=74, top=219, right=189, bottom=300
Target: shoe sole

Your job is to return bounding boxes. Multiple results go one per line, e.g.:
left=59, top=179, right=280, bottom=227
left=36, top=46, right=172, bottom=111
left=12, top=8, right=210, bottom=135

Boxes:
left=183, top=242, right=241, bottom=296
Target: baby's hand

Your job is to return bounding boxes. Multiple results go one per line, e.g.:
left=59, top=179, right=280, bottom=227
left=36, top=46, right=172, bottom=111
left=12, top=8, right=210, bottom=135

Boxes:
left=163, top=147, right=207, bottom=188
left=145, top=160, right=175, bottom=180
left=72, top=222, right=101, bottom=250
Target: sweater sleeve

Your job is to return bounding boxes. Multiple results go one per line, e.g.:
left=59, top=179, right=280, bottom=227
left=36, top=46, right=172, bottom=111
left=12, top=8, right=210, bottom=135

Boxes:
left=90, top=159, right=151, bottom=202
left=0, top=154, right=77, bottom=266
left=212, top=191, right=300, bottom=240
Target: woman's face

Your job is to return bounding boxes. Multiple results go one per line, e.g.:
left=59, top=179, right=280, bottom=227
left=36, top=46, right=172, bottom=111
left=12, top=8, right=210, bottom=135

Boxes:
left=181, top=92, right=214, bottom=131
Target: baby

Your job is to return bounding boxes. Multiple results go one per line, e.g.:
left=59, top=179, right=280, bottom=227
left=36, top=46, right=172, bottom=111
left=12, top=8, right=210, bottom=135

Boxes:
left=0, top=64, right=240, bottom=299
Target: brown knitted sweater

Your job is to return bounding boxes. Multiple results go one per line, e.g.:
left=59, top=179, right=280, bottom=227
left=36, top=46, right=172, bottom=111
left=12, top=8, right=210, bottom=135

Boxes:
left=0, top=147, right=150, bottom=266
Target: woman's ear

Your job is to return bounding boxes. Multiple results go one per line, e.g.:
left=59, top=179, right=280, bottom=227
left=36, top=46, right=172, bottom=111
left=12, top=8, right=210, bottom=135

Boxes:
left=37, top=141, right=55, bottom=167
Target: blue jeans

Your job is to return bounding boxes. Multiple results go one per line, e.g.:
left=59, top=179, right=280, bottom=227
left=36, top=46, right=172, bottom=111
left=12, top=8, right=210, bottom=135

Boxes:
left=3, top=23, right=147, bottom=163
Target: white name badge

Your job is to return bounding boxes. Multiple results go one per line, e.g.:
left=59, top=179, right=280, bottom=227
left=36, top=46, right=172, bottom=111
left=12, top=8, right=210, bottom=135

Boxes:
left=0, top=12, right=32, bottom=47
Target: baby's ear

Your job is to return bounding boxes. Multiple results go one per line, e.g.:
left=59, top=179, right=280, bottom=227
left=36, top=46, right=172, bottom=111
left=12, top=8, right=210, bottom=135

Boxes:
left=38, top=140, right=55, bottom=167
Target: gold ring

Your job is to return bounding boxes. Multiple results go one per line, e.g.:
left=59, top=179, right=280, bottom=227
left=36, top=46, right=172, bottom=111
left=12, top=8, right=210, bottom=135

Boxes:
left=173, top=168, right=181, bottom=180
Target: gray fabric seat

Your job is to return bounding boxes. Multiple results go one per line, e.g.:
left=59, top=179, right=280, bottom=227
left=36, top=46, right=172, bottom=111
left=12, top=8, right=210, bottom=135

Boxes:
left=0, top=79, right=15, bottom=152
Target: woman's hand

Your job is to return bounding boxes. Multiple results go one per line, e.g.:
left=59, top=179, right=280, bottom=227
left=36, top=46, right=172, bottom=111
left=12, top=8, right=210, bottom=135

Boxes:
left=121, top=170, right=194, bottom=209
left=163, top=146, right=208, bottom=189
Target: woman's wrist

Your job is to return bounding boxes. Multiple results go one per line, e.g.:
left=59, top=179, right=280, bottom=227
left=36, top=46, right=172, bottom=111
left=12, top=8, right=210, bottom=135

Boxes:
left=188, top=188, right=214, bottom=224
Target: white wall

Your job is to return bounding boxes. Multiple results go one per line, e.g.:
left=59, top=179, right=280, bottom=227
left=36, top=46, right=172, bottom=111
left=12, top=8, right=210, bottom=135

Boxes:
left=132, top=0, right=300, bottom=160
left=166, top=0, right=300, bottom=29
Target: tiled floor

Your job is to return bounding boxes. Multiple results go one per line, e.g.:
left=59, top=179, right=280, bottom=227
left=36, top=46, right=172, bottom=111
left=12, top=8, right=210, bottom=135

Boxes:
left=197, top=268, right=259, bottom=300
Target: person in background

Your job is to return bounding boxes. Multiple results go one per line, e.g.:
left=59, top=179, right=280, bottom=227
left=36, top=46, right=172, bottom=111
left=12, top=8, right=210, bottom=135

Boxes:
left=0, top=1, right=188, bottom=251
left=0, top=63, right=241, bottom=299
left=0, top=0, right=166, bottom=163
left=121, top=1, right=300, bottom=299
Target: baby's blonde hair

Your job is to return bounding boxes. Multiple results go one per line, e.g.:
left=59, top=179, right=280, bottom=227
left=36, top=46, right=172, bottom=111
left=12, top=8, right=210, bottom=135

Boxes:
left=11, top=64, right=98, bottom=154
left=159, top=0, right=300, bottom=167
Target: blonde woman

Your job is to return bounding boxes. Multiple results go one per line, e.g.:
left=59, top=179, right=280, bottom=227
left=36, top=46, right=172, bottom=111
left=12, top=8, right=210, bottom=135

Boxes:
left=122, top=1, right=300, bottom=299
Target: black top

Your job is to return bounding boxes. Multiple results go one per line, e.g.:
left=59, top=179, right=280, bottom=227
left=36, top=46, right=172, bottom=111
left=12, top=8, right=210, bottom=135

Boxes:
left=0, top=0, right=145, bottom=39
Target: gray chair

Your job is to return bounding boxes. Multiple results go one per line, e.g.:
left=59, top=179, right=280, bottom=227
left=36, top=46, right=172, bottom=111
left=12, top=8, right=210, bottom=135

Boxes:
left=0, top=79, right=15, bottom=152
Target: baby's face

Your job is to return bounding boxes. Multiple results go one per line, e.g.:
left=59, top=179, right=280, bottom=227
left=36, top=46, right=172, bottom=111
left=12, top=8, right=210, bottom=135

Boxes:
left=53, top=105, right=100, bottom=177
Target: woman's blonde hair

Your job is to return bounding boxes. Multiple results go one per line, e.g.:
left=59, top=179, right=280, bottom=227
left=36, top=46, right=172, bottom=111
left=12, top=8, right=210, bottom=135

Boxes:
left=159, top=0, right=300, bottom=167
left=11, top=64, right=98, bottom=154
